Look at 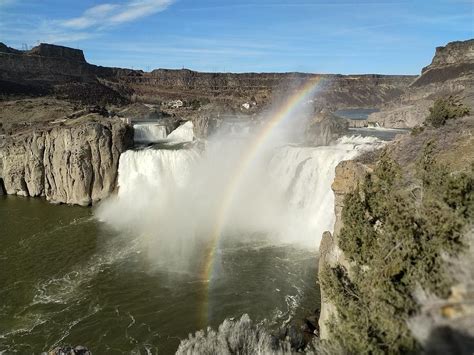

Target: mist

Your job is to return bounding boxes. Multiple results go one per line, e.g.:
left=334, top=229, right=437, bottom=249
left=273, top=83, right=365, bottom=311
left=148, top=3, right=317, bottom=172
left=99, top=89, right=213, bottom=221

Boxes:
left=95, top=95, right=382, bottom=274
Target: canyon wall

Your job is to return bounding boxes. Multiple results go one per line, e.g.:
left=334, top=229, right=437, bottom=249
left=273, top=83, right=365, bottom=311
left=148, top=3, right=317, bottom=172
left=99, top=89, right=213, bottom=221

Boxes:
left=317, top=115, right=474, bottom=350
left=0, top=42, right=414, bottom=112
left=0, top=43, right=133, bottom=104
left=368, top=39, right=474, bottom=128
left=121, top=70, right=414, bottom=110
left=1, top=118, right=133, bottom=205
left=3, top=40, right=471, bottom=130
left=318, top=160, right=370, bottom=339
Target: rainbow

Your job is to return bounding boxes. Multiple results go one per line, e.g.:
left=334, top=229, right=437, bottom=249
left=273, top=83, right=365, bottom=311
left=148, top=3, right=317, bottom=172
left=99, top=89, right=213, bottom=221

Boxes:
left=200, top=76, right=327, bottom=322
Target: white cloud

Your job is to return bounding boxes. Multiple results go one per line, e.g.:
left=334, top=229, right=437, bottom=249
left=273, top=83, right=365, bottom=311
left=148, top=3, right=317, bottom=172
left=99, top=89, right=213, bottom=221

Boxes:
left=1, top=0, right=177, bottom=45
left=62, top=4, right=118, bottom=29
left=61, top=0, right=175, bottom=30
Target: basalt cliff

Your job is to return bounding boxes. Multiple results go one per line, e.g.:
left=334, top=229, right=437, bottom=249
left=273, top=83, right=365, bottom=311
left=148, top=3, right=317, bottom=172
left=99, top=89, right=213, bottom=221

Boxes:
left=318, top=41, right=474, bottom=350
left=368, top=39, right=474, bottom=128
left=0, top=42, right=414, bottom=113
left=1, top=116, right=132, bottom=205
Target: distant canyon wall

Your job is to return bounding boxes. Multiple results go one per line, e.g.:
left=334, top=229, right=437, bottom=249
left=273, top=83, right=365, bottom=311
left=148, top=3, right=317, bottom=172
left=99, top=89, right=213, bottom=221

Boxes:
left=0, top=43, right=414, bottom=111
left=368, top=39, right=474, bottom=128
left=121, top=69, right=414, bottom=109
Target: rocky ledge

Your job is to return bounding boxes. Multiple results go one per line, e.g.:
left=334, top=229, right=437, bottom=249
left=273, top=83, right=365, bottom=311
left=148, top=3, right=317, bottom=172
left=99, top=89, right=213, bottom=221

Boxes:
left=0, top=116, right=133, bottom=205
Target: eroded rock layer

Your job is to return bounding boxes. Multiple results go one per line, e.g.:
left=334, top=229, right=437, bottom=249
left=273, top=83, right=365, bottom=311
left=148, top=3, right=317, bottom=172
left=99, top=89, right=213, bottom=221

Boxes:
left=369, top=39, right=474, bottom=128
left=2, top=119, right=133, bottom=205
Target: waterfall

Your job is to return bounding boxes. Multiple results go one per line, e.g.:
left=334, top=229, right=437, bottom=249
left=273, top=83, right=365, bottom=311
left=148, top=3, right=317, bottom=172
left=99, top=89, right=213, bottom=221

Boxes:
left=97, top=135, right=382, bottom=270
left=117, top=148, right=198, bottom=196
left=98, top=147, right=199, bottom=237
left=167, top=121, right=195, bottom=142
left=133, top=123, right=168, bottom=143
left=267, top=136, right=381, bottom=246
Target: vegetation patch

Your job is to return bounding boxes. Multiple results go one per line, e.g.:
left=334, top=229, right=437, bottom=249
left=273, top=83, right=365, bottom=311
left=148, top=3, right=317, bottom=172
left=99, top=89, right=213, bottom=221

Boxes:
left=321, top=145, right=473, bottom=354
left=425, top=96, right=470, bottom=128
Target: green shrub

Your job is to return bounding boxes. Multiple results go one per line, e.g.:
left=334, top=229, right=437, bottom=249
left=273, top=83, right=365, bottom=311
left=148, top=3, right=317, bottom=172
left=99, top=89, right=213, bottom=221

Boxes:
left=320, top=147, right=473, bottom=354
left=186, top=98, right=211, bottom=110
left=188, top=98, right=201, bottom=110
left=425, top=96, right=470, bottom=127
left=410, top=125, right=424, bottom=136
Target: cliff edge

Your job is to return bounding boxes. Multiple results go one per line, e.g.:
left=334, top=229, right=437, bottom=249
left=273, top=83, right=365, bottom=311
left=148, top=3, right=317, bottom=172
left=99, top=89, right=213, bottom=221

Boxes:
left=368, top=39, right=474, bottom=128
left=1, top=116, right=133, bottom=205
left=318, top=115, right=474, bottom=352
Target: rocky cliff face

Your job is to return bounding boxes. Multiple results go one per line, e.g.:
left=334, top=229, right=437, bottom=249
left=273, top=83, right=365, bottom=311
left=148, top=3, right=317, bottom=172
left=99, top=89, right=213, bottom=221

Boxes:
left=318, top=160, right=370, bottom=339
left=1, top=118, right=133, bottom=205
left=0, top=43, right=130, bottom=104
left=0, top=42, right=414, bottom=114
left=420, top=39, right=474, bottom=75
left=369, top=39, right=474, bottom=128
left=305, top=111, right=349, bottom=146
left=317, top=116, right=474, bottom=349
left=122, top=71, right=414, bottom=112
left=28, top=43, right=87, bottom=63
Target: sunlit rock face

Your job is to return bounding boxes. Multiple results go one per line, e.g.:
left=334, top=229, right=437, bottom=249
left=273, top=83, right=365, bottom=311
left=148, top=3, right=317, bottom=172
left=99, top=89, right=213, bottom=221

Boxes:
left=369, top=39, right=474, bottom=128
left=304, top=111, right=349, bottom=146
left=318, top=160, right=370, bottom=339
left=2, top=118, right=133, bottom=205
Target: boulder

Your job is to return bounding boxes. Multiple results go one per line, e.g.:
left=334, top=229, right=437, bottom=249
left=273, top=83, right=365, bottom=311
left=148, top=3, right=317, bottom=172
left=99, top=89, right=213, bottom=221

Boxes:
left=305, top=110, right=349, bottom=146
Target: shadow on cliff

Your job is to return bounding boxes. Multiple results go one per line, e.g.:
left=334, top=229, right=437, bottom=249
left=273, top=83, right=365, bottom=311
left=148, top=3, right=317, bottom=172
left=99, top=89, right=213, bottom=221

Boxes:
left=424, top=326, right=474, bottom=355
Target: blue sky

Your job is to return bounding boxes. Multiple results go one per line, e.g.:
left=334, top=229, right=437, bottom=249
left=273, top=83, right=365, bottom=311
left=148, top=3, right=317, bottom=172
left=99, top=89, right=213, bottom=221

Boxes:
left=0, top=0, right=472, bottom=74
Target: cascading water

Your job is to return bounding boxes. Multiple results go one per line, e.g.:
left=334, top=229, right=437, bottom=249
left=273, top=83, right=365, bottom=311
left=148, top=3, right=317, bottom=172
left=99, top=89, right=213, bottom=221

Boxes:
left=167, top=121, right=195, bottom=142
left=268, top=136, right=381, bottom=247
left=95, top=133, right=382, bottom=353
left=117, top=148, right=198, bottom=197
left=0, top=129, right=384, bottom=354
left=133, top=123, right=168, bottom=143
left=97, top=134, right=382, bottom=266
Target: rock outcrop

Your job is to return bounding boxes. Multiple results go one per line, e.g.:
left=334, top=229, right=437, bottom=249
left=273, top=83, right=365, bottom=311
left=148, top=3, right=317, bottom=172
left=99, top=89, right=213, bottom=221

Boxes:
left=305, top=110, right=349, bottom=146
left=416, top=39, right=474, bottom=85
left=2, top=118, right=133, bottom=205
left=0, top=43, right=131, bottom=104
left=318, top=160, right=370, bottom=339
left=369, top=39, right=474, bottom=128
left=317, top=115, right=474, bottom=347
left=191, top=115, right=220, bottom=138
left=27, top=43, right=86, bottom=63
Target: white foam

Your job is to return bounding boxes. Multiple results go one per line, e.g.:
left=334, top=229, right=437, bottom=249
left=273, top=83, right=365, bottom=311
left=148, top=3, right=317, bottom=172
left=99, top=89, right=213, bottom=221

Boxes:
left=96, top=133, right=383, bottom=271
left=167, top=121, right=195, bottom=142
left=267, top=135, right=382, bottom=247
left=133, top=123, right=168, bottom=143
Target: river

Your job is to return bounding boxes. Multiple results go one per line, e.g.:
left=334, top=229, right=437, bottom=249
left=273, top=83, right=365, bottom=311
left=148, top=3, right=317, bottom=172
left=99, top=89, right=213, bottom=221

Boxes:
left=0, top=195, right=318, bottom=353
left=1, top=132, right=388, bottom=353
